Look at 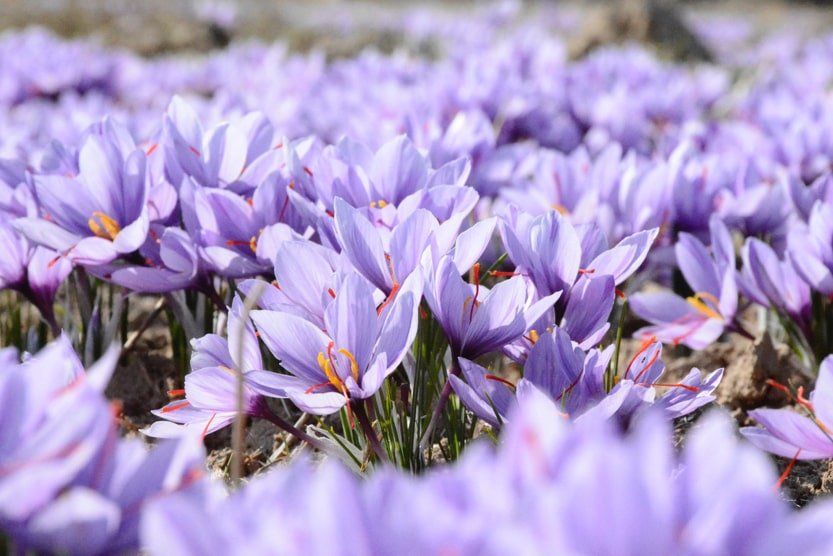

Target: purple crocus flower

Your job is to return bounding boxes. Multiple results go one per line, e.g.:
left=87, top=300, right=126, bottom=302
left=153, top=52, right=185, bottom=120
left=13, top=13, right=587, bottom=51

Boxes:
left=334, top=199, right=438, bottom=295
left=425, top=255, right=560, bottom=360
left=788, top=200, right=833, bottom=296
left=14, top=123, right=150, bottom=266
left=144, top=296, right=289, bottom=438
left=164, top=97, right=283, bottom=193
left=180, top=175, right=305, bottom=278
left=739, top=236, right=812, bottom=333
left=335, top=196, right=496, bottom=296
left=630, top=216, right=740, bottom=349
left=101, top=225, right=207, bottom=293
left=250, top=271, right=422, bottom=415
left=0, top=225, right=71, bottom=333
left=592, top=337, right=724, bottom=423
left=452, top=329, right=721, bottom=427
left=741, top=356, right=833, bottom=460
left=787, top=172, right=833, bottom=222
left=239, top=238, right=343, bottom=329
left=288, top=135, right=474, bottom=250
left=499, top=207, right=658, bottom=297
left=0, top=337, right=113, bottom=531
left=0, top=336, right=208, bottom=555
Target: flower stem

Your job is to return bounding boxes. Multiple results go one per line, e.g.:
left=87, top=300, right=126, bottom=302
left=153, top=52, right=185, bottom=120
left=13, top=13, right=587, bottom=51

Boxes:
left=419, top=356, right=460, bottom=454
left=258, top=403, right=328, bottom=453
left=609, top=298, right=628, bottom=391
left=353, top=400, right=389, bottom=464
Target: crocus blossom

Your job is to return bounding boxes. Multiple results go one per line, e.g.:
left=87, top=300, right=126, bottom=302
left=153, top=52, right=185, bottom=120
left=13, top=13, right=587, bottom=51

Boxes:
left=14, top=121, right=150, bottom=266
left=741, top=355, right=833, bottom=460
left=251, top=271, right=422, bottom=414
left=631, top=216, right=740, bottom=349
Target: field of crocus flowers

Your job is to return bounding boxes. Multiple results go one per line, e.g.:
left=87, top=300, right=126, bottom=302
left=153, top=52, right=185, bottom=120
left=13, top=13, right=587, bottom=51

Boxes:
left=4, top=1, right=833, bottom=553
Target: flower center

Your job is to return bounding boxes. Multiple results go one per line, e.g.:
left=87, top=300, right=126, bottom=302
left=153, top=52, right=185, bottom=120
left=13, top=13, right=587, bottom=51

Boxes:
left=686, top=291, right=723, bottom=321
left=87, top=211, right=121, bottom=240
left=315, top=342, right=361, bottom=392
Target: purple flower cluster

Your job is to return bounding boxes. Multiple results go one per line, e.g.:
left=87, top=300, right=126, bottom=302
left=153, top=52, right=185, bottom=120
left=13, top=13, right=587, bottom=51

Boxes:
left=0, top=339, right=206, bottom=554
left=148, top=395, right=833, bottom=554
left=2, top=4, right=833, bottom=552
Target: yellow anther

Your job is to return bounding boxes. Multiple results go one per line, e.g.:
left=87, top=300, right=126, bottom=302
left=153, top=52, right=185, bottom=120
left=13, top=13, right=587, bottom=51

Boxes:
left=249, top=235, right=258, bottom=253
left=686, top=292, right=723, bottom=321
left=527, top=330, right=540, bottom=344
left=370, top=199, right=389, bottom=209
left=317, top=351, right=344, bottom=389
left=551, top=204, right=570, bottom=216
left=338, top=348, right=361, bottom=382
left=87, top=211, right=121, bottom=240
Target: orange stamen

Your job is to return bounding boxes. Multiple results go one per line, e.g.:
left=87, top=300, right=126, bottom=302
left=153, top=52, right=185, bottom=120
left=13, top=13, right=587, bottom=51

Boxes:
left=87, top=211, right=121, bottom=240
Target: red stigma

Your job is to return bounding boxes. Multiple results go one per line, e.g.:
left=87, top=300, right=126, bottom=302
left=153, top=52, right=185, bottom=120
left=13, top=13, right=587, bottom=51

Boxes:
left=47, top=254, right=63, bottom=269
left=765, top=379, right=794, bottom=402
left=188, top=146, right=200, bottom=156
left=327, top=288, right=336, bottom=299
left=774, top=450, right=801, bottom=490
left=615, top=288, right=627, bottom=300
left=145, top=143, right=159, bottom=156
left=277, top=194, right=291, bottom=223
left=555, top=371, right=584, bottom=402
left=201, top=412, right=217, bottom=440
left=305, top=381, right=333, bottom=394
left=469, top=263, right=482, bottom=321
left=485, top=374, right=516, bottom=390
left=578, top=268, right=595, bottom=275
left=489, top=270, right=519, bottom=278
left=162, top=401, right=190, bottom=413
left=796, top=386, right=814, bottom=412
left=651, top=382, right=700, bottom=393
left=167, top=389, right=186, bottom=399
left=625, top=336, right=657, bottom=380
left=384, top=252, right=397, bottom=283
left=303, top=166, right=313, bottom=177
left=632, top=348, right=662, bottom=384
left=377, top=282, right=400, bottom=315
